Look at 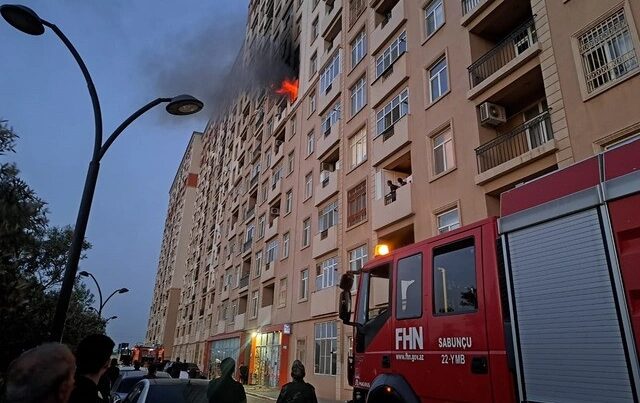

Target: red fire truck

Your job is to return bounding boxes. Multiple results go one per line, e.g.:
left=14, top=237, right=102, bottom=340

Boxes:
left=339, top=138, right=640, bottom=403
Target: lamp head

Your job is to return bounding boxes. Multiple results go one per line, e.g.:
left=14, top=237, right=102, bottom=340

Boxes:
left=0, top=4, right=45, bottom=36
left=166, top=94, right=203, bottom=116
left=78, top=271, right=90, bottom=277
left=118, top=288, right=129, bottom=294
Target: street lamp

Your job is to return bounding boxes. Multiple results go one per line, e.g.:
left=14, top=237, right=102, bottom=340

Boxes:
left=78, top=271, right=129, bottom=316
left=1, top=4, right=204, bottom=341
left=105, top=316, right=118, bottom=323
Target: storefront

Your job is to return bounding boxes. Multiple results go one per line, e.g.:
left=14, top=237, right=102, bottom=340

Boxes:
left=206, top=332, right=247, bottom=378
left=248, top=323, right=291, bottom=387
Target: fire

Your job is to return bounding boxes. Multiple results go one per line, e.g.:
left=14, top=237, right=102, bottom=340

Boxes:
left=275, top=78, right=299, bottom=102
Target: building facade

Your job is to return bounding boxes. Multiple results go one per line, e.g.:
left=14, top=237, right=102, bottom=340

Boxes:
left=145, top=132, right=203, bottom=359
left=151, top=0, right=640, bottom=400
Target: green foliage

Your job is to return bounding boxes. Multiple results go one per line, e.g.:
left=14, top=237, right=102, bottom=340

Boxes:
left=0, top=120, right=104, bottom=373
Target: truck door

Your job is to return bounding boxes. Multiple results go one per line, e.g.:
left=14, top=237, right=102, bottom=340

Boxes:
left=425, top=230, right=493, bottom=402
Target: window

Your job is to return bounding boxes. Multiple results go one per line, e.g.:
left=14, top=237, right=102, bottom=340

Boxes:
left=261, top=182, right=268, bottom=203
left=305, top=173, right=313, bottom=199
left=320, top=52, right=341, bottom=95
left=312, top=17, right=319, bottom=41
left=254, top=250, right=263, bottom=277
left=375, top=31, right=407, bottom=78
left=309, top=92, right=316, bottom=115
left=349, top=128, right=367, bottom=168
left=266, top=239, right=279, bottom=263
left=302, top=218, right=311, bottom=247
left=314, top=321, right=337, bottom=375
left=296, top=338, right=306, bottom=363
left=397, top=254, right=422, bottom=319
left=307, top=131, right=315, bottom=156
left=258, top=214, right=266, bottom=238
left=351, top=30, right=367, bottom=67
left=279, top=278, right=288, bottom=307
left=285, top=190, right=293, bottom=214
left=578, top=8, right=638, bottom=94
left=350, top=76, right=366, bottom=116
left=433, top=238, right=477, bottom=314
left=429, top=56, right=449, bottom=102
left=347, top=181, right=367, bottom=227
left=245, top=223, right=255, bottom=242
left=376, top=88, right=409, bottom=136
left=287, top=151, right=295, bottom=174
left=321, top=101, right=341, bottom=136
left=425, top=0, right=444, bottom=37
left=300, top=268, right=309, bottom=300
left=283, top=232, right=290, bottom=258
left=310, top=51, right=318, bottom=76
left=318, top=201, right=338, bottom=232
left=437, top=207, right=460, bottom=234
left=251, top=291, right=259, bottom=318
left=349, top=245, right=368, bottom=272
left=316, top=256, right=337, bottom=290
left=290, top=115, right=297, bottom=138
left=432, top=128, right=454, bottom=175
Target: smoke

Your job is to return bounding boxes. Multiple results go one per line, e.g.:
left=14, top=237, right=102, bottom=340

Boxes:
left=145, top=6, right=298, bottom=121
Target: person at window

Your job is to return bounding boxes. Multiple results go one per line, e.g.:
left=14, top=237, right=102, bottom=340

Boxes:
left=207, top=357, right=246, bottom=403
left=276, top=360, right=318, bottom=403
left=386, top=180, right=399, bottom=202
left=397, top=177, right=407, bottom=186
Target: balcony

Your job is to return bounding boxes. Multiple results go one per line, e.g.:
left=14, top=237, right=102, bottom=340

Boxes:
left=467, top=18, right=540, bottom=99
left=261, top=263, right=276, bottom=283
left=372, top=182, right=412, bottom=230
left=258, top=305, right=272, bottom=326
left=226, top=223, right=237, bottom=240
left=270, top=144, right=284, bottom=169
left=311, top=286, right=338, bottom=317
left=242, top=239, right=253, bottom=255
left=267, top=180, right=282, bottom=204
left=372, top=116, right=409, bottom=166
left=264, top=217, right=279, bottom=241
left=371, top=0, right=407, bottom=55
left=314, top=171, right=338, bottom=207
left=239, top=274, right=249, bottom=292
left=233, top=313, right=246, bottom=332
left=321, top=0, right=342, bottom=40
left=244, top=207, right=255, bottom=223
left=318, top=75, right=341, bottom=115
left=316, top=124, right=340, bottom=158
left=249, top=172, right=260, bottom=190
left=312, top=225, right=338, bottom=258
left=461, top=0, right=492, bottom=26
left=349, top=0, right=366, bottom=28
left=475, top=111, right=556, bottom=184
left=273, top=105, right=288, bottom=134
left=252, top=144, right=262, bottom=162
left=371, top=52, right=408, bottom=108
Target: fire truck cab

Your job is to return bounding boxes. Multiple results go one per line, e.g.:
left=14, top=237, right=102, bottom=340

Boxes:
left=339, top=138, right=640, bottom=403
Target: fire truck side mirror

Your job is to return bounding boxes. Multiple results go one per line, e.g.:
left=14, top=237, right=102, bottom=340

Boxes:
left=339, top=272, right=354, bottom=291
left=339, top=289, right=352, bottom=324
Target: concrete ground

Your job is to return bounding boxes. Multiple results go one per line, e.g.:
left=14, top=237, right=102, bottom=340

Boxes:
left=244, top=384, right=346, bottom=403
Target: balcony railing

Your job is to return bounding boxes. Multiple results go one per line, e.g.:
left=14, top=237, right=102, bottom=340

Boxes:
left=462, top=0, right=486, bottom=16
left=468, top=18, right=537, bottom=88
left=349, top=0, right=366, bottom=27
left=475, top=111, right=553, bottom=173
left=239, top=274, right=249, bottom=288
left=243, top=239, right=253, bottom=253
left=244, top=206, right=255, bottom=221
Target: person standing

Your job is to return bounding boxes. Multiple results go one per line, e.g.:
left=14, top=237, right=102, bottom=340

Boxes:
left=239, top=363, right=249, bottom=385
left=207, top=357, right=246, bottom=403
left=68, top=334, right=115, bottom=403
left=276, top=360, right=318, bottom=403
left=143, top=364, right=158, bottom=379
left=4, top=343, right=75, bottom=403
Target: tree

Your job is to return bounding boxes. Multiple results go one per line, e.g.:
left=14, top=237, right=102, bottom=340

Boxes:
left=0, top=120, right=104, bottom=373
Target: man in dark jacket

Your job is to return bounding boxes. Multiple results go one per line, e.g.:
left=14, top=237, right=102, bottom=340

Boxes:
left=68, top=334, right=115, bottom=403
left=207, top=357, right=246, bottom=403
left=276, top=360, right=318, bottom=403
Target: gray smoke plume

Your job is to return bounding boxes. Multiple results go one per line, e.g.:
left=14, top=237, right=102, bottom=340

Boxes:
left=146, top=7, right=297, bottom=121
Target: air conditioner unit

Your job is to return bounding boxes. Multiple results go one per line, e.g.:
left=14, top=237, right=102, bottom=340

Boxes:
left=320, top=162, right=334, bottom=172
left=270, top=207, right=280, bottom=216
left=479, top=102, right=507, bottom=126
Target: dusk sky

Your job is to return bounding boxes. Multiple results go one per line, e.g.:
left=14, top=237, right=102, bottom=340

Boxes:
left=1, top=0, right=248, bottom=345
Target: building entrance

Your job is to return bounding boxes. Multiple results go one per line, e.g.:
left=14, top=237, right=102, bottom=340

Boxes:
left=253, top=332, right=281, bottom=387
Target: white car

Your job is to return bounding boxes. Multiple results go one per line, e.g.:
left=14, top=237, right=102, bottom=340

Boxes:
left=115, top=378, right=209, bottom=403
left=110, top=370, right=170, bottom=402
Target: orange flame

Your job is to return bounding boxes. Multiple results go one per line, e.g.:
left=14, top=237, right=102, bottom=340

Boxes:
left=275, top=78, right=299, bottom=102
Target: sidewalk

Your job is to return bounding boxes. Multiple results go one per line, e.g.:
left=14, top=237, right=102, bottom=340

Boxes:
left=244, top=384, right=346, bottom=403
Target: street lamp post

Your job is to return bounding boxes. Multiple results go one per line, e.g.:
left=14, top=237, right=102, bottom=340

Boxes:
left=78, top=271, right=129, bottom=316
left=105, top=316, right=118, bottom=324
left=1, top=4, right=204, bottom=341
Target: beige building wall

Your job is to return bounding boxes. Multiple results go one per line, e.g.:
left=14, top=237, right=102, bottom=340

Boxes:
left=161, top=0, right=640, bottom=400
left=145, top=132, right=203, bottom=359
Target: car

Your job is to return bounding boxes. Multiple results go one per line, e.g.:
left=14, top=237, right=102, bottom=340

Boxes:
left=114, top=378, right=209, bottom=403
left=110, top=370, right=170, bottom=402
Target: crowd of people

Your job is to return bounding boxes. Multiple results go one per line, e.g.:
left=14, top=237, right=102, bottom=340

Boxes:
left=1, top=334, right=318, bottom=403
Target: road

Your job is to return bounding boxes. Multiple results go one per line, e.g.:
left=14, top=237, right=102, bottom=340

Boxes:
left=247, top=395, right=273, bottom=402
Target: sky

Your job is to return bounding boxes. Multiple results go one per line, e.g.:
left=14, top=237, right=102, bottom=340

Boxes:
left=0, top=0, right=248, bottom=345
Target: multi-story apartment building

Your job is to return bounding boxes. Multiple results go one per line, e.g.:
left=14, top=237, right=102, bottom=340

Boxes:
left=145, top=132, right=203, bottom=359
left=151, top=0, right=640, bottom=400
